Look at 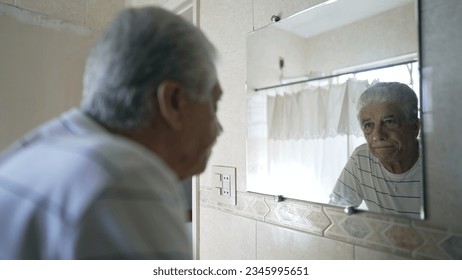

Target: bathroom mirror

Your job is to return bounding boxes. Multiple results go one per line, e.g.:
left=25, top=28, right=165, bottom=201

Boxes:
left=246, top=0, right=424, bottom=219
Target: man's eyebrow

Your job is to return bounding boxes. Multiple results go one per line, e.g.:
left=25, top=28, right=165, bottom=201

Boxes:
left=361, top=117, right=372, bottom=123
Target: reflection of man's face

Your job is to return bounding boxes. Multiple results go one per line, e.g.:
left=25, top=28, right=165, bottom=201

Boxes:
left=359, top=102, right=420, bottom=173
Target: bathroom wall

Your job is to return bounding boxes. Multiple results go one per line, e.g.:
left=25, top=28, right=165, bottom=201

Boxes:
left=0, top=0, right=167, bottom=149
left=0, top=5, right=94, bottom=149
left=198, top=0, right=462, bottom=260
left=303, top=3, right=417, bottom=75
left=1, top=0, right=461, bottom=260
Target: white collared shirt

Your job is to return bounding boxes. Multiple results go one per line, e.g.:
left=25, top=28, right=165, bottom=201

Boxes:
left=0, top=109, right=191, bottom=259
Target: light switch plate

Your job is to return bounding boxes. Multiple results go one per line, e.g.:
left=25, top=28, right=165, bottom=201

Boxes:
left=212, top=165, right=237, bottom=205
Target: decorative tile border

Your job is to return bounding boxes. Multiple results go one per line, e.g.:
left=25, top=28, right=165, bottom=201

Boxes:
left=324, top=207, right=419, bottom=258
left=200, top=187, right=462, bottom=259
left=264, top=198, right=329, bottom=236
left=412, top=222, right=462, bottom=259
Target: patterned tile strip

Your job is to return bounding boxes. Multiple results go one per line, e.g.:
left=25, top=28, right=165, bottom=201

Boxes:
left=200, top=187, right=462, bottom=259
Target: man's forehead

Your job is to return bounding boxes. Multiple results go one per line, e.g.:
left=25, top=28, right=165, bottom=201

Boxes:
left=360, top=103, right=403, bottom=119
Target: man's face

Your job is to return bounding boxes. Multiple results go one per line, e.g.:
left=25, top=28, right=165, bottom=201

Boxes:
left=360, top=102, right=419, bottom=168
left=180, top=82, right=223, bottom=177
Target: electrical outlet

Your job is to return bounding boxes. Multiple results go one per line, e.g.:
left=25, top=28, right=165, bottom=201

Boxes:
left=212, top=166, right=237, bottom=205
left=222, top=175, right=231, bottom=195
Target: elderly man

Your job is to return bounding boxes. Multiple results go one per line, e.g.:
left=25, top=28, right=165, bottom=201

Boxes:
left=0, top=7, right=222, bottom=259
left=329, top=82, right=422, bottom=219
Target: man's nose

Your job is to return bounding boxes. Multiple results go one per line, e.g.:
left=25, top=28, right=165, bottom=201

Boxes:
left=372, top=124, right=387, bottom=141
left=216, top=120, right=223, bottom=137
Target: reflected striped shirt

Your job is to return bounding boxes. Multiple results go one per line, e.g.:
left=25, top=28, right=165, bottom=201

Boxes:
left=329, top=143, right=423, bottom=219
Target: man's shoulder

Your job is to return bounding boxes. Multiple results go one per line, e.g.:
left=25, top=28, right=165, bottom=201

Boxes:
left=47, top=132, right=159, bottom=175
left=1, top=108, right=176, bottom=188
left=44, top=109, right=161, bottom=171
left=351, top=143, right=370, bottom=157
left=1, top=109, right=164, bottom=178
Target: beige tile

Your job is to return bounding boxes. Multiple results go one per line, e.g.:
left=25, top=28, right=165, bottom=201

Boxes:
left=363, top=222, right=393, bottom=249
left=232, top=191, right=268, bottom=220
left=199, top=207, right=256, bottom=259
left=438, top=235, right=462, bottom=259
left=86, top=0, right=125, bottom=31
left=248, top=195, right=270, bottom=218
left=264, top=198, right=297, bottom=228
left=414, top=230, right=450, bottom=259
left=323, top=206, right=350, bottom=242
left=16, top=0, right=86, bottom=25
left=384, top=224, right=423, bottom=250
left=324, top=207, right=421, bottom=254
left=263, top=199, right=329, bottom=235
left=355, top=246, right=407, bottom=260
left=200, top=187, right=267, bottom=221
left=0, top=0, right=14, bottom=5
left=256, top=221, right=353, bottom=259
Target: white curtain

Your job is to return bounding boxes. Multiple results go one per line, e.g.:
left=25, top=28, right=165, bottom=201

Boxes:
left=260, top=79, right=368, bottom=201
left=267, top=79, right=368, bottom=140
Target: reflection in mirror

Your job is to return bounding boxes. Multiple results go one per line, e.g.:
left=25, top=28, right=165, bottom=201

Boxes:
left=246, top=0, right=424, bottom=219
left=329, top=82, right=423, bottom=219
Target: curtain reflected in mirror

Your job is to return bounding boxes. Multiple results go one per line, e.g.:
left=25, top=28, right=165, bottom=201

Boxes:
left=246, top=0, right=424, bottom=219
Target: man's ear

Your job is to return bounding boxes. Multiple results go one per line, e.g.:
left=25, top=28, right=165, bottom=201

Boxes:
left=156, top=80, right=187, bottom=130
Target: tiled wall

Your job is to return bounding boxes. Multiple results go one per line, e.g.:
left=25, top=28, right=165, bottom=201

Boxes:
left=198, top=0, right=462, bottom=260
left=201, top=187, right=462, bottom=259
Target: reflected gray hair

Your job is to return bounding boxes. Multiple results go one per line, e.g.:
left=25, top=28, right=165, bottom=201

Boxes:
left=81, top=7, right=218, bottom=130
left=357, top=82, right=419, bottom=123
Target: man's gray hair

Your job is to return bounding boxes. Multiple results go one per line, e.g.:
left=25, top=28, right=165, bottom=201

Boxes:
left=357, top=82, right=419, bottom=123
left=81, top=7, right=218, bottom=130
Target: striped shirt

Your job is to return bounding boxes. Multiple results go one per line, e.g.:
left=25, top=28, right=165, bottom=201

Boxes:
left=329, top=143, right=423, bottom=219
left=0, top=109, right=192, bottom=259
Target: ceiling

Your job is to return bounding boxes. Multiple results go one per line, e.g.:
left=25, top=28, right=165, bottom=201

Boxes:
left=274, top=0, right=415, bottom=38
